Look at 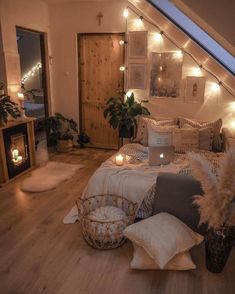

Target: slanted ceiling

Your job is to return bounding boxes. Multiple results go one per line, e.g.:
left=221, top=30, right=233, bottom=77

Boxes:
left=171, top=0, right=235, bottom=56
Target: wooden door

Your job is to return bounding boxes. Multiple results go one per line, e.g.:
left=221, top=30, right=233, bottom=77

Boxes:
left=78, top=33, right=124, bottom=149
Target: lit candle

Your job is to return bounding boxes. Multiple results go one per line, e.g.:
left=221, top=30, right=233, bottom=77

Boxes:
left=115, top=154, right=124, bottom=166
left=12, top=149, right=19, bottom=161
left=18, top=155, right=23, bottom=163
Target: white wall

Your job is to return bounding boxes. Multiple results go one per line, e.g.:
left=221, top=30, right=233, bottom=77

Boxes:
left=48, top=0, right=128, bottom=124
left=0, top=0, right=51, bottom=101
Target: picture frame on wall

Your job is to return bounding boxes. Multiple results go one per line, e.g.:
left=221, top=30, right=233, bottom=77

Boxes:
left=150, top=51, right=183, bottom=98
left=128, top=63, right=147, bottom=89
left=185, top=76, right=206, bottom=103
left=128, top=31, right=148, bottom=59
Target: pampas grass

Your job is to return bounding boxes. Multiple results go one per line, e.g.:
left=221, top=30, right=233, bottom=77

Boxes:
left=189, top=149, right=235, bottom=229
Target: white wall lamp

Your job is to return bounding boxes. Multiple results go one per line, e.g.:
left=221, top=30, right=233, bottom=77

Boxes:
left=119, top=66, right=127, bottom=71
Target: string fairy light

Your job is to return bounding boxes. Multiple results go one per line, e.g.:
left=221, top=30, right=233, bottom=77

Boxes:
left=21, top=62, right=42, bottom=84
left=123, top=6, right=235, bottom=99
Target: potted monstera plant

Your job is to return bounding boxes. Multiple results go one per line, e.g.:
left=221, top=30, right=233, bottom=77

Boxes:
left=46, top=113, right=79, bottom=152
left=0, top=94, right=21, bottom=126
left=104, top=92, right=150, bottom=138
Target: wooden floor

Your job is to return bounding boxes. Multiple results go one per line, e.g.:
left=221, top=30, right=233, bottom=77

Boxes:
left=0, top=148, right=234, bottom=294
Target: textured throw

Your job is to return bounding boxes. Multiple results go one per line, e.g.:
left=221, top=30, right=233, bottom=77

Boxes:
left=63, top=144, right=188, bottom=224
left=21, top=161, right=83, bottom=192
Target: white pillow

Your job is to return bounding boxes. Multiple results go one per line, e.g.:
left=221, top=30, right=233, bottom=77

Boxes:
left=131, top=244, right=196, bottom=270
left=124, top=213, right=203, bottom=269
left=135, top=116, right=176, bottom=146
left=173, top=128, right=199, bottom=153
left=147, top=124, right=176, bottom=147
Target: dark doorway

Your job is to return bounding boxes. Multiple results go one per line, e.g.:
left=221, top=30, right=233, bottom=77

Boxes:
left=16, top=27, right=49, bottom=145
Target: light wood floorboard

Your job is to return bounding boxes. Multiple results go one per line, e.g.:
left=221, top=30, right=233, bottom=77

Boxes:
left=0, top=148, right=234, bottom=294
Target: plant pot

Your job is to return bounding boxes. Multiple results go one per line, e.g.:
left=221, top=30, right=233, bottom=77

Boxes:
left=205, top=226, right=234, bottom=273
left=56, top=139, right=73, bottom=153
left=0, top=117, right=5, bottom=127
left=119, top=126, right=134, bottom=139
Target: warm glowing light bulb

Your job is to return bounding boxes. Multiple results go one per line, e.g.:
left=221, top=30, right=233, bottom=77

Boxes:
left=211, top=83, right=220, bottom=92
left=192, top=67, right=201, bottom=76
left=230, top=102, right=235, bottom=117
left=119, top=40, right=125, bottom=45
left=173, top=50, right=183, bottom=59
left=126, top=90, right=132, bottom=98
left=119, top=66, right=126, bottom=71
left=123, top=8, right=129, bottom=18
left=159, top=66, right=163, bottom=71
left=17, top=93, right=24, bottom=100
left=231, top=120, right=235, bottom=129
left=154, top=33, right=163, bottom=42
left=134, top=18, right=143, bottom=28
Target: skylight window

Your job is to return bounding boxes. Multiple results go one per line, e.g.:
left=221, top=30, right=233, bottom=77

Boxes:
left=148, top=0, right=235, bottom=75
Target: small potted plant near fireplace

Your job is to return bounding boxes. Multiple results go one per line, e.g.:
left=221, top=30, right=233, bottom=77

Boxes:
left=103, top=92, right=150, bottom=138
left=189, top=150, right=235, bottom=273
left=0, top=94, right=21, bottom=127
left=46, top=113, right=79, bottom=152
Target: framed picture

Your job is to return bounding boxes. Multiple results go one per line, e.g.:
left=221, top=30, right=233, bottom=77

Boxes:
left=128, top=63, right=147, bottom=89
left=150, top=51, right=183, bottom=98
left=185, top=76, right=206, bottom=103
left=128, top=31, right=148, bottom=59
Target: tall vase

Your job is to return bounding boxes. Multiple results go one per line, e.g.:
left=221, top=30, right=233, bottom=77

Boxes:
left=205, top=226, right=234, bottom=273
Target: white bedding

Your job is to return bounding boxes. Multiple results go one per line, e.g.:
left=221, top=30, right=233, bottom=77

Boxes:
left=82, top=146, right=187, bottom=209
left=64, top=143, right=223, bottom=224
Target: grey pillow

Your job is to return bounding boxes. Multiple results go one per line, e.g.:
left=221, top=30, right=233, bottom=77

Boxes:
left=153, top=173, right=207, bottom=234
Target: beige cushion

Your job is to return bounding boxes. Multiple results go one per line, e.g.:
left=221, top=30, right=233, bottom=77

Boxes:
left=147, top=124, right=177, bottom=147
left=173, top=128, right=199, bottom=153
left=135, top=116, right=176, bottom=146
left=124, top=213, right=203, bottom=269
left=222, top=128, right=235, bottom=150
left=182, top=124, right=213, bottom=151
left=131, top=244, right=196, bottom=270
left=178, top=117, right=222, bottom=150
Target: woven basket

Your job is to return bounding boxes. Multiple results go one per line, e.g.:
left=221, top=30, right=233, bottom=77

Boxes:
left=77, top=195, right=138, bottom=250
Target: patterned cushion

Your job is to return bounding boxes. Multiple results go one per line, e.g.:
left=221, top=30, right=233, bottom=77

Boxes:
left=135, top=116, right=176, bottom=146
left=173, top=128, right=199, bottom=153
left=179, top=117, right=222, bottom=150
left=147, top=124, right=177, bottom=147
left=182, top=124, right=213, bottom=151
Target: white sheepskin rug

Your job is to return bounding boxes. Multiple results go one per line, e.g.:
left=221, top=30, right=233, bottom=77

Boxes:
left=21, top=161, right=84, bottom=193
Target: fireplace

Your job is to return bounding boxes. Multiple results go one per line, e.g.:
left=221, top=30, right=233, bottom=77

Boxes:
left=3, top=123, right=31, bottom=179
left=0, top=119, right=36, bottom=184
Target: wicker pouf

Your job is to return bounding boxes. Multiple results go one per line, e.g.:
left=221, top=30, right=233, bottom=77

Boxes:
left=77, top=195, right=138, bottom=250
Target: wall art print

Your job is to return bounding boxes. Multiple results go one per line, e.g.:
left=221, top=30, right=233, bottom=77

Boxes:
left=128, top=31, right=148, bottom=59
left=150, top=52, right=183, bottom=98
left=128, top=63, right=147, bottom=89
left=185, top=76, right=206, bottom=103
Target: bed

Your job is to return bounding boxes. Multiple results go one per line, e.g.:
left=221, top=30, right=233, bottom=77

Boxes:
left=81, top=143, right=222, bottom=219
left=24, top=101, right=45, bottom=119
left=64, top=116, right=224, bottom=224
left=24, top=101, right=45, bottom=131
